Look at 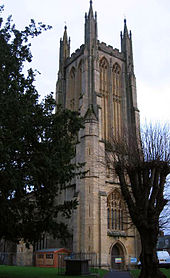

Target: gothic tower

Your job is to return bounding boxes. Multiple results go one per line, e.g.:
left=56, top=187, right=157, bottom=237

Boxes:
left=56, top=1, right=140, bottom=269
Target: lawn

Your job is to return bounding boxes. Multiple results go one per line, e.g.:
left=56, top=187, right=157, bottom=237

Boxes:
left=131, top=269, right=170, bottom=278
left=0, top=266, right=108, bottom=278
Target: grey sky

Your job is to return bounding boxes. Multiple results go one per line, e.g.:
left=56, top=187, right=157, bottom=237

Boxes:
left=1, top=0, right=170, bottom=124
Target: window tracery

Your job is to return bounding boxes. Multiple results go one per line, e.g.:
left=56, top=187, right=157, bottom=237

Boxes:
left=107, top=189, right=125, bottom=231
left=76, top=60, right=83, bottom=110
left=112, top=63, right=122, bottom=138
left=68, top=67, right=76, bottom=110
left=99, top=57, right=109, bottom=140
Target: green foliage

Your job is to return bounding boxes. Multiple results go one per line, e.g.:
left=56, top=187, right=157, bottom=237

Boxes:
left=0, top=7, right=83, bottom=244
left=130, top=270, right=140, bottom=278
left=96, top=268, right=109, bottom=277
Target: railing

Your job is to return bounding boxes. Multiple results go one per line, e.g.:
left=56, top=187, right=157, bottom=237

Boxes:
left=0, top=252, right=16, bottom=266
left=57, top=252, right=98, bottom=275
left=0, top=251, right=138, bottom=270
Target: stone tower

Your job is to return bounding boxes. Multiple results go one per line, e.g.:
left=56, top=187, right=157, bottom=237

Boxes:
left=56, top=1, right=140, bottom=269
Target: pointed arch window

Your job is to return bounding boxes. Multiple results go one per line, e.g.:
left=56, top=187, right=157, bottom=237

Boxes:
left=99, top=57, right=109, bottom=140
left=112, top=63, right=122, bottom=138
left=107, top=189, right=125, bottom=231
left=76, top=60, right=83, bottom=110
left=68, top=67, right=76, bottom=110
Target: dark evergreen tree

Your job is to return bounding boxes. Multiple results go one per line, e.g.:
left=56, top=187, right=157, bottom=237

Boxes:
left=0, top=6, right=83, bottom=244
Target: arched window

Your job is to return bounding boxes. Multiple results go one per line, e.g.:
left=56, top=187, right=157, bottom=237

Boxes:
left=68, top=67, right=76, bottom=110
left=112, top=63, right=122, bottom=138
left=99, top=57, right=109, bottom=140
left=107, top=189, right=125, bottom=231
left=76, top=60, right=83, bottom=110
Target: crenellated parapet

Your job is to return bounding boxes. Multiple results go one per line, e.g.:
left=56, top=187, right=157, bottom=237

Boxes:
left=65, top=45, right=85, bottom=67
left=98, top=41, right=124, bottom=61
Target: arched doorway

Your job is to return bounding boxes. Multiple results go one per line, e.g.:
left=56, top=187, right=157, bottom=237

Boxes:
left=111, top=243, right=125, bottom=270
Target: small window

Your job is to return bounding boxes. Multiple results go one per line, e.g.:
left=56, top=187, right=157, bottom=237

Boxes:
left=46, top=254, right=53, bottom=259
left=37, top=254, right=44, bottom=259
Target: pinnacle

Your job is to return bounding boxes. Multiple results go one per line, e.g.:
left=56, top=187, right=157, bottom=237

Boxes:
left=123, top=18, right=128, bottom=36
left=63, top=25, right=68, bottom=42
left=88, top=0, right=93, bottom=17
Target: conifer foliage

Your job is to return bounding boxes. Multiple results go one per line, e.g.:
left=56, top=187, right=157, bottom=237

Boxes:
left=0, top=6, right=83, bottom=244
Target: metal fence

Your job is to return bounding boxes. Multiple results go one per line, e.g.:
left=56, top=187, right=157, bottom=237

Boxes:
left=0, top=253, right=16, bottom=266
left=57, top=252, right=98, bottom=275
left=0, top=252, right=33, bottom=266
left=0, top=251, right=137, bottom=271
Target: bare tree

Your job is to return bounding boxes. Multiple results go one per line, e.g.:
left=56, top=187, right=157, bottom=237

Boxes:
left=159, top=176, right=170, bottom=234
left=106, top=124, right=170, bottom=278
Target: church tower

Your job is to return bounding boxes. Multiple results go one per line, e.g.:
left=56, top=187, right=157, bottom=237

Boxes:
left=56, top=1, right=140, bottom=269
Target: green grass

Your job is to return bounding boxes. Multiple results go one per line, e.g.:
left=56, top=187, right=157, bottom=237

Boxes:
left=0, top=265, right=108, bottom=278
left=96, top=268, right=108, bottom=277
left=130, top=270, right=140, bottom=278
left=130, top=268, right=170, bottom=278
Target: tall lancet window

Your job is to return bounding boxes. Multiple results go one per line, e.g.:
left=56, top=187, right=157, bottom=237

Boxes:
left=68, top=67, right=76, bottom=110
left=112, top=63, right=122, bottom=138
left=76, top=60, right=83, bottom=111
left=107, top=190, right=125, bottom=231
left=99, top=57, right=109, bottom=140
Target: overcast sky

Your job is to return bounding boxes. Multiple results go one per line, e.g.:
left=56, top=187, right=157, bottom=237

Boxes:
left=1, top=0, right=170, bottom=124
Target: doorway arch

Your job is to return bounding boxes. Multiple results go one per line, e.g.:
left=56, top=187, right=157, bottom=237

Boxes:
left=111, top=242, right=125, bottom=270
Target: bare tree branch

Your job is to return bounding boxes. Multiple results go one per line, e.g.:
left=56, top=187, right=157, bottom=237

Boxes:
left=106, top=123, right=170, bottom=278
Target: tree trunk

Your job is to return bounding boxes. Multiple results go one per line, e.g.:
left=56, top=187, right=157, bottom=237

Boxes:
left=139, top=231, right=167, bottom=278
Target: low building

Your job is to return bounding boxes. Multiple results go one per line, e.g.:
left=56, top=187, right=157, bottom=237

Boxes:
left=35, top=248, right=70, bottom=268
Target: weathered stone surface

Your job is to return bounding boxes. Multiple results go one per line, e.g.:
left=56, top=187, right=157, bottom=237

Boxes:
left=55, top=1, right=141, bottom=269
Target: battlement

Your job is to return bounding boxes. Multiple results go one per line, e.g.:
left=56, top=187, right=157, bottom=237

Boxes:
left=66, top=44, right=85, bottom=66
left=98, top=41, right=124, bottom=60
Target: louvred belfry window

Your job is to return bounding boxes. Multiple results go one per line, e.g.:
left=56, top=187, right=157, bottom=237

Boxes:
left=99, top=57, right=110, bottom=140
left=76, top=60, right=83, bottom=110
left=112, top=63, right=122, bottom=138
left=68, top=67, right=76, bottom=110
